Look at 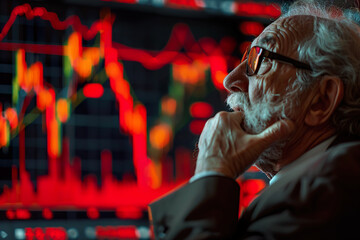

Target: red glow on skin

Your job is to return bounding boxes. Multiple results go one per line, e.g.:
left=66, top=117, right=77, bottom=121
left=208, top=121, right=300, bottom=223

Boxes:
left=190, top=102, right=214, bottom=118
left=83, top=83, right=104, bottom=98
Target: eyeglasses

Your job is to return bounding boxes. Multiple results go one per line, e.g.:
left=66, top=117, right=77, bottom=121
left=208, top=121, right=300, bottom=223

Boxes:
left=241, top=46, right=312, bottom=76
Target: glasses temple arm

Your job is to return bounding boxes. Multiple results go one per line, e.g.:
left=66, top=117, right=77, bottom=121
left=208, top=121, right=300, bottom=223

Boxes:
left=266, top=51, right=312, bottom=70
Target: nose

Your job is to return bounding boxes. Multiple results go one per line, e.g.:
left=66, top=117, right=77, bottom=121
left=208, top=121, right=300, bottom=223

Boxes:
left=223, top=61, right=249, bottom=93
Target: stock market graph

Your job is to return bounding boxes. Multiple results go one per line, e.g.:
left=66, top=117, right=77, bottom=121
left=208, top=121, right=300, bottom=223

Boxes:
left=0, top=1, right=276, bottom=239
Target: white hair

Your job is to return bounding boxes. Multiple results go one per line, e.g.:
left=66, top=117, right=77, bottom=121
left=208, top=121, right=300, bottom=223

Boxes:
left=282, top=0, right=360, bottom=136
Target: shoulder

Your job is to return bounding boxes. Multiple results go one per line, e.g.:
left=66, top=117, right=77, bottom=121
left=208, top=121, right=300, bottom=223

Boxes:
left=239, top=140, right=360, bottom=239
left=327, top=140, right=360, bottom=157
left=318, top=140, right=360, bottom=178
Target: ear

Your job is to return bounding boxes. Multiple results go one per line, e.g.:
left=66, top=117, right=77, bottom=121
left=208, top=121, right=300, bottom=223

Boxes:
left=305, top=76, right=344, bottom=126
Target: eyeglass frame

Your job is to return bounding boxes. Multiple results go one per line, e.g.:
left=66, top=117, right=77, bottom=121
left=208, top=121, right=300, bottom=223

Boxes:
left=241, top=46, right=312, bottom=76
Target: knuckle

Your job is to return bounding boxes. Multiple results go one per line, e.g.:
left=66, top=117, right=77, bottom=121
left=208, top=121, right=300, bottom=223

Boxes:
left=216, top=111, right=228, bottom=120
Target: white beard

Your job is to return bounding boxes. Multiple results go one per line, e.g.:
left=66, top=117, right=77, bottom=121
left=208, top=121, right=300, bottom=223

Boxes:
left=226, top=90, right=298, bottom=175
left=226, top=91, right=290, bottom=134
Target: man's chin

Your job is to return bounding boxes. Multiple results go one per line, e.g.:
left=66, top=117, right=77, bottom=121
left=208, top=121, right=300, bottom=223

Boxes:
left=253, top=140, right=286, bottom=178
left=243, top=112, right=283, bottom=135
left=253, top=159, right=279, bottom=178
left=243, top=121, right=268, bottom=135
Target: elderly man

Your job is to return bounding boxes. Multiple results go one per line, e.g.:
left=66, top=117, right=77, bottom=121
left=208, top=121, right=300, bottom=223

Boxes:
left=149, top=1, right=360, bottom=239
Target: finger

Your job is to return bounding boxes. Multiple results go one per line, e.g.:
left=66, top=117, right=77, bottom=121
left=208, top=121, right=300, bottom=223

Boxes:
left=227, top=111, right=244, bottom=127
left=229, top=110, right=244, bottom=120
left=257, top=119, right=295, bottom=146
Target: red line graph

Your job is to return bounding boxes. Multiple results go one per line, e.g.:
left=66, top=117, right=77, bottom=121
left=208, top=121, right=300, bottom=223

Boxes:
left=0, top=4, right=102, bottom=41
left=0, top=3, right=206, bottom=213
left=0, top=3, right=265, bottom=219
left=0, top=3, right=228, bottom=74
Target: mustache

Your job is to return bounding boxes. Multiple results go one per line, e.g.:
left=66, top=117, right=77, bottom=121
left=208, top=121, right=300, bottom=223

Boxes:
left=225, top=92, right=251, bottom=112
left=225, top=91, right=286, bottom=135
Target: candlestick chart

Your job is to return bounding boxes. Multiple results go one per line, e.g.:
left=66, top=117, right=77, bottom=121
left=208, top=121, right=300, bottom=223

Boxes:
left=0, top=1, right=271, bottom=239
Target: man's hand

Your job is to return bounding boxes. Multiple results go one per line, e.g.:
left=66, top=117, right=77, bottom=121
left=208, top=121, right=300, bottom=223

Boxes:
left=195, top=111, right=295, bottom=179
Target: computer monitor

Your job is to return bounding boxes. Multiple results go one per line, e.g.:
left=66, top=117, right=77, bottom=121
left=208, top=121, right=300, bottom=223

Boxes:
left=0, top=1, right=274, bottom=239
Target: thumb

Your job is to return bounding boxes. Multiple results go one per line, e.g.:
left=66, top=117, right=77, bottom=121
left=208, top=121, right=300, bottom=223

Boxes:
left=257, top=119, right=295, bottom=146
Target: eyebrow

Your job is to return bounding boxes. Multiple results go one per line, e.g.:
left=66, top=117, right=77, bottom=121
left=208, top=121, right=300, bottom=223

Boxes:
left=259, top=35, right=276, bottom=46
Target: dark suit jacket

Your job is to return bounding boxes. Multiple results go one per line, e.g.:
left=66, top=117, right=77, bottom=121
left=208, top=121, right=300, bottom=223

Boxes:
left=149, top=138, right=360, bottom=239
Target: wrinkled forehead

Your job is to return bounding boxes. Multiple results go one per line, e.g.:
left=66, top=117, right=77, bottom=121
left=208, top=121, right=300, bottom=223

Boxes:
left=252, top=15, right=315, bottom=54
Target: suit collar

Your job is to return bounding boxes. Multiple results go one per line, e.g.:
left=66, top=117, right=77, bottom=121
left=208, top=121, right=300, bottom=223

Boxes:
left=328, top=134, right=360, bottom=149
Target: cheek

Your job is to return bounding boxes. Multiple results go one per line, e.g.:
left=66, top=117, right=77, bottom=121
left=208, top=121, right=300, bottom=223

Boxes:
left=272, top=66, right=297, bottom=93
left=248, top=65, right=296, bottom=104
left=248, top=80, right=258, bottom=104
left=248, top=75, right=270, bottom=104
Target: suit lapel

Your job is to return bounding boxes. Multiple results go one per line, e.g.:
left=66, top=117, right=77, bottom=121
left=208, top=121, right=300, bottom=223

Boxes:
left=237, top=135, right=360, bottom=237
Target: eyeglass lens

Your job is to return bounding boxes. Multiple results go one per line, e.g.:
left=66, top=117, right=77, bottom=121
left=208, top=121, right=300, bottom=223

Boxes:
left=241, top=46, right=263, bottom=76
left=241, top=47, right=249, bottom=63
left=247, top=47, right=262, bottom=76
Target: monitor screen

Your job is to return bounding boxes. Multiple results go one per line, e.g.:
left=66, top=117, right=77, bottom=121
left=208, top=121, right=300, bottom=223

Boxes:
left=0, top=0, right=274, bottom=239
